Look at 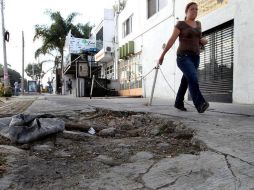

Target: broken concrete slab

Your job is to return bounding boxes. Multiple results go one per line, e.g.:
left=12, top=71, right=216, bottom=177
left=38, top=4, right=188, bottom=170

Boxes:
left=142, top=151, right=236, bottom=189
left=1, top=95, right=254, bottom=189
left=130, top=151, right=154, bottom=162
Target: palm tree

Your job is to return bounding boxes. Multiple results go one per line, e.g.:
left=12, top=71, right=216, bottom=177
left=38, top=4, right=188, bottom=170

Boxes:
left=25, top=59, right=56, bottom=93
left=33, top=10, right=93, bottom=74
left=75, top=23, right=94, bottom=38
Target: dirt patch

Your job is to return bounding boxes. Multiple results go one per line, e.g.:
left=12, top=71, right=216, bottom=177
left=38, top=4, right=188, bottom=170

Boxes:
left=0, top=109, right=206, bottom=189
left=0, top=153, right=7, bottom=175
left=0, top=136, right=11, bottom=145
left=0, top=100, right=35, bottom=118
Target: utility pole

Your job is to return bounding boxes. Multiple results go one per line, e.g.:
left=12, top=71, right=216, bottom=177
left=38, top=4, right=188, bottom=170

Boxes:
left=113, top=0, right=120, bottom=80
left=21, top=31, right=24, bottom=95
left=1, top=0, right=9, bottom=87
left=32, top=63, right=34, bottom=80
left=113, top=0, right=126, bottom=79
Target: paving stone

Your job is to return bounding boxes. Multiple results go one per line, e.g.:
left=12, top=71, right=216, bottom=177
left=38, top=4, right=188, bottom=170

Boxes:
left=96, top=155, right=122, bottom=166
left=61, top=130, right=95, bottom=140
left=130, top=151, right=154, bottom=162
left=157, top=142, right=171, bottom=150
left=98, top=127, right=116, bottom=137
left=33, top=144, right=54, bottom=152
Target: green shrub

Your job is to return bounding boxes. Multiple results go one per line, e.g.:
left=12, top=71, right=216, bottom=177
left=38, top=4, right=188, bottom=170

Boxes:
left=0, top=83, right=4, bottom=97
left=3, top=86, right=12, bottom=97
left=0, top=84, right=12, bottom=97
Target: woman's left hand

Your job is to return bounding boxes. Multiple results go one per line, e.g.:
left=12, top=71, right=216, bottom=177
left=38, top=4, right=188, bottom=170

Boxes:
left=200, top=37, right=208, bottom=45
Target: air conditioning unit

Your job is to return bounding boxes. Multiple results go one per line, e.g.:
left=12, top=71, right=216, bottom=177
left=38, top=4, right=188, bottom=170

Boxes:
left=127, top=41, right=134, bottom=55
left=106, top=46, right=112, bottom=52
left=120, top=46, right=124, bottom=59
left=124, top=43, right=128, bottom=57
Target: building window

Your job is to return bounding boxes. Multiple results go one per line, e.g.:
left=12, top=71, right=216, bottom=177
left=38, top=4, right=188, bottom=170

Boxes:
left=106, top=65, right=114, bottom=79
left=119, top=55, right=142, bottom=90
left=123, top=15, right=133, bottom=38
left=96, top=27, right=103, bottom=51
left=148, top=0, right=168, bottom=18
left=106, top=65, right=113, bottom=74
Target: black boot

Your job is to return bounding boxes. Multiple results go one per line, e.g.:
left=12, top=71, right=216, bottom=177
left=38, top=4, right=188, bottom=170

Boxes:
left=174, top=104, right=187, bottom=111
left=197, top=102, right=209, bottom=113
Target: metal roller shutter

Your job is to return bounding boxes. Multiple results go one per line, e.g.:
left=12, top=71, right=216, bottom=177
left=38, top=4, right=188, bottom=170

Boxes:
left=198, top=20, right=234, bottom=103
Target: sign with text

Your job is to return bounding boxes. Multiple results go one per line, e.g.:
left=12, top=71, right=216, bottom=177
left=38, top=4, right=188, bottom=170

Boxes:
left=78, top=63, right=89, bottom=77
left=194, top=0, right=229, bottom=17
left=69, top=37, right=96, bottom=54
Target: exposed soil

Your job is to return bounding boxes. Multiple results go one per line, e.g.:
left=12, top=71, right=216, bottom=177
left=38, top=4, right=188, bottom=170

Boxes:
left=0, top=99, right=35, bottom=118
left=0, top=109, right=206, bottom=189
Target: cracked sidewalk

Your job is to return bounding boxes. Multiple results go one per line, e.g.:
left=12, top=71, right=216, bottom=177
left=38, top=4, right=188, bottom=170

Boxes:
left=1, top=95, right=254, bottom=189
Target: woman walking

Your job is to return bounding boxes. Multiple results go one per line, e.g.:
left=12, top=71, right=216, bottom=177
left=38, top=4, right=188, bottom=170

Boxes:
left=158, top=2, right=209, bottom=113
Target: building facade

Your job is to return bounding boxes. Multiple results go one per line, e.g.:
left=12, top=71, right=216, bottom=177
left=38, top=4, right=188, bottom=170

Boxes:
left=94, top=9, right=115, bottom=80
left=117, top=0, right=254, bottom=104
left=63, top=9, right=117, bottom=97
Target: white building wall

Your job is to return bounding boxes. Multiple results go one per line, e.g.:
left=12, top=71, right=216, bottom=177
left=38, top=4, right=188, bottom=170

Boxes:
left=118, top=0, right=254, bottom=104
left=103, top=9, right=115, bottom=52
left=93, top=9, right=115, bottom=79
left=104, top=10, right=115, bottom=80
left=233, top=0, right=254, bottom=104
left=118, top=0, right=181, bottom=99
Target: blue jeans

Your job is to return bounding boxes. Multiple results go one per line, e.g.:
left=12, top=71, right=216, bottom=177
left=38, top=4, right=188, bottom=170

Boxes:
left=14, top=88, right=19, bottom=96
left=175, top=54, right=206, bottom=110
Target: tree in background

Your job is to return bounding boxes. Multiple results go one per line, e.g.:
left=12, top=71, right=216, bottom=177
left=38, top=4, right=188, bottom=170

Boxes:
left=0, top=63, right=22, bottom=86
left=25, top=60, right=55, bottom=93
left=25, top=63, right=44, bottom=81
left=0, top=64, right=26, bottom=96
left=74, top=22, right=94, bottom=38
left=33, top=10, right=93, bottom=74
left=8, top=69, right=22, bottom=87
